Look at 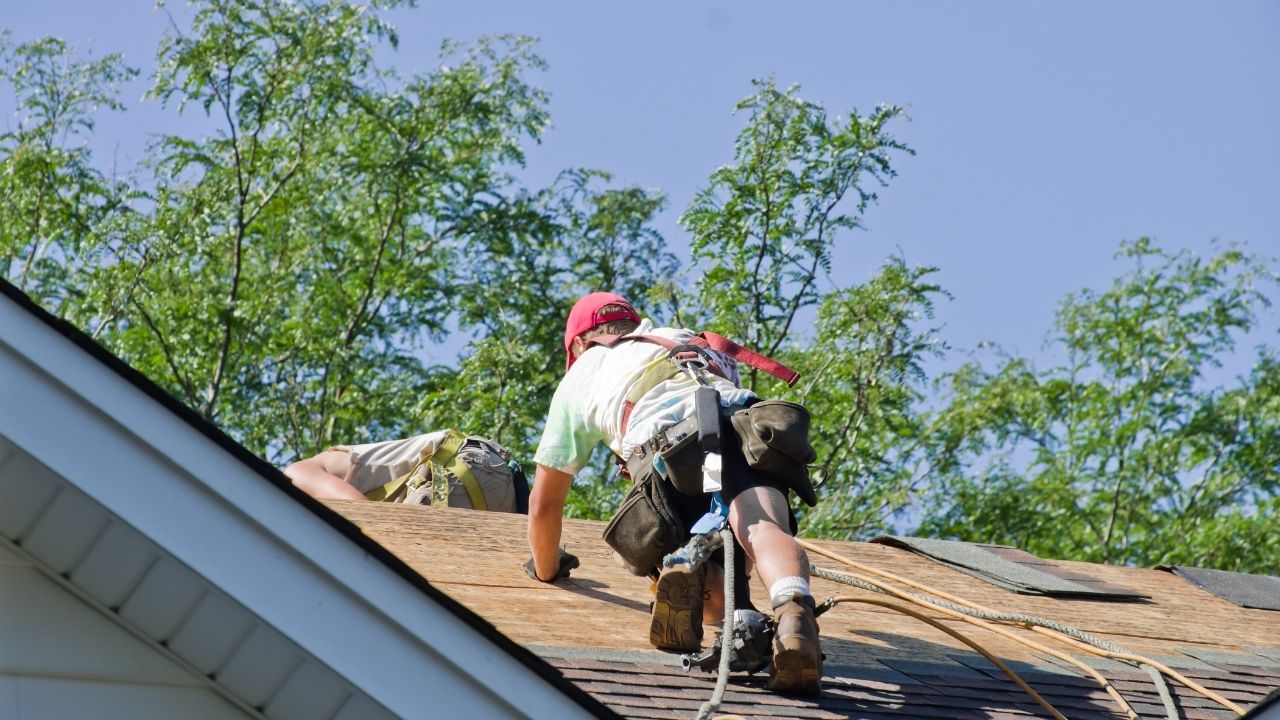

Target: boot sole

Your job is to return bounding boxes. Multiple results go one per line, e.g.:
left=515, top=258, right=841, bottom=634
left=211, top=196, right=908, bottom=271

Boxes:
left=649, top=569, right=703, bottom=652
left=768, top=644, right=821, bottom=695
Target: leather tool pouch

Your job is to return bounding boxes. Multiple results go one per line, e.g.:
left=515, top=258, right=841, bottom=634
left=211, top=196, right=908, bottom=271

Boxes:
left=657, top=415, right=705, bottom=497
left=602, top=467, right=686, bottom=576
left=730, top=400, right=820, bottom=507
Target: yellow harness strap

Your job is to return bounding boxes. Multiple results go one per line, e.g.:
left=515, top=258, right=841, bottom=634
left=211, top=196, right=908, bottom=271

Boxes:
left=363, top=429, right=488, bottom=510
left=627, top=357, right=683, bottom=404
left=365, top=464, right=417, bottom=502
left=431, top=430, right=488, bottom=511
left=617, top=357, right=685, bottom=436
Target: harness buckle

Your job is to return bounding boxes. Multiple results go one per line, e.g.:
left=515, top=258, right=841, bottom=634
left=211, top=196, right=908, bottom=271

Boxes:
left=667, top=344, right=712, bottom=376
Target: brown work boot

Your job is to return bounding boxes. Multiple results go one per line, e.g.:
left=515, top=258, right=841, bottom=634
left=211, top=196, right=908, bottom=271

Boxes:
left=649, top=563, right=706, bottom=652
left=767, top=592, right=822, bottom=695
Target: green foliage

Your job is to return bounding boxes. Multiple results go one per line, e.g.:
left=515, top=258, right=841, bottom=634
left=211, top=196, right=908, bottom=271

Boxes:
left=2, top=3, right=670, bottom=467
left=100, top=3, right=559, bottom=460
left=792, top=259, right=947, bottom=538
left=682, top=79, right=911, bottom=389
left=919, top=240, right=1280, bottom=572
left=419, top=169, right=674, bottom=518
left=0, top=34, right=137, bottom=311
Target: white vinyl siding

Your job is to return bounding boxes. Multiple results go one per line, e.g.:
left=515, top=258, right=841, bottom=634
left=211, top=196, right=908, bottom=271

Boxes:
left=0, top=550, right=249, bottom=720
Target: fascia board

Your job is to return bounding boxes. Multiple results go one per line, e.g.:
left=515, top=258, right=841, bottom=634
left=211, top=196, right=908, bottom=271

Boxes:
left=0, top=290, right=599, bottom=720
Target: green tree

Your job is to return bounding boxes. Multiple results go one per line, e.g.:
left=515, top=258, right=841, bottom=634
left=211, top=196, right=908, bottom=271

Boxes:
left=419, top=169, right=675, bottom=518
left=919, top=239, right=1280, bottom=572
left=0, top=34, right=136, bottom=312
left=681, top=79, right=911, bottom=390
left=70, top=2, right=567, bottom=461
left=103, top=1, right=550, bottom=458
left=794, top=260, right=947, bottom=538
left=2, top=1, right=676, bottom=470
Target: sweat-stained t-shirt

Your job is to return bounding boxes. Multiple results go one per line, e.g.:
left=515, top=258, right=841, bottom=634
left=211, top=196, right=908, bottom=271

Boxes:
left=533, top=319, right=755, bottom=475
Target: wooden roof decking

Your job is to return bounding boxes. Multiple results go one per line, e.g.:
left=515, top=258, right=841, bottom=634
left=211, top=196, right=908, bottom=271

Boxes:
left=326, top=501, right=1280, bottom=719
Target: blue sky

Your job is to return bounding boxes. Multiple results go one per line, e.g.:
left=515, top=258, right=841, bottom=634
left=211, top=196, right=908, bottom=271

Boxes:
left=4, top=1, right=1277, bottom=378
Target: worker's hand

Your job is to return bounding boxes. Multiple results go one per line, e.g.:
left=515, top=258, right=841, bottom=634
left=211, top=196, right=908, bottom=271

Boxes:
left=524, top=548, right=580, bottom=583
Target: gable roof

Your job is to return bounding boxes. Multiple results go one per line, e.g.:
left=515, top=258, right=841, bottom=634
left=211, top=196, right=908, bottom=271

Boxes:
left=0, top=279, right=612, bottom=720
left=329, top=500, right=1280, bottom=719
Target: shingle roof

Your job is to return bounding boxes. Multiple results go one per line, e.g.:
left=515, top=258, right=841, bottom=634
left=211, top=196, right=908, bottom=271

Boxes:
left=328, top=500, right=1280, bottom=719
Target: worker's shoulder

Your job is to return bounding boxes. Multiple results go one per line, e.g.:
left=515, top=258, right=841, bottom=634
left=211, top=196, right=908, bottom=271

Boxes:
left=624, top=321, right=693, bottom=342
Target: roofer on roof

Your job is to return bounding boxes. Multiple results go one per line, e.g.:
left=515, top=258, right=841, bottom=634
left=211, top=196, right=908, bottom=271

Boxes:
left=284, top=430, right=528, bottom=513
left=525, top=291, right=823, bottom=695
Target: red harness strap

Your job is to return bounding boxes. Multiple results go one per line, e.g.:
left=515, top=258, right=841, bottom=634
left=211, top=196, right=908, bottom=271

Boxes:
left=692, top=331, right=799, bottom=387
left=586, top=332, right=800, bottom=387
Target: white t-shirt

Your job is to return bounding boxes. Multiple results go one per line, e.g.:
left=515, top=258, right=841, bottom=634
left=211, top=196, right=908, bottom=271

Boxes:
left=533, top=319, right=755, bottom=475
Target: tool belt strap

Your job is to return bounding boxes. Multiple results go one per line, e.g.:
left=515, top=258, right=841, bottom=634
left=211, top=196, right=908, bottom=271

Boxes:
left=624, top=413, right=699, bottom=480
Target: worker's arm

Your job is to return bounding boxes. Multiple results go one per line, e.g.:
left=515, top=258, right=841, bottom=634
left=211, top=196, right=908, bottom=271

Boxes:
left=283, top=451, right=367, bottom=501
left=528, top=463, right=574, bottom=581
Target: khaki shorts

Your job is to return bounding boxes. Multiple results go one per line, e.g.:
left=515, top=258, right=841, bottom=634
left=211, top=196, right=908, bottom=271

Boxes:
left=333, top=431, right=517, bottom=512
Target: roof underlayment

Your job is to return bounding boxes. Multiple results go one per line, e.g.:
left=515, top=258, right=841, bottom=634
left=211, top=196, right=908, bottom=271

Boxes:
left=331, top=501, right=1280, bottom=720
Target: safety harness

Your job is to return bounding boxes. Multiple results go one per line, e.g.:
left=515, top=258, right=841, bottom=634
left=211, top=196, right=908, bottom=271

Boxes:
left=586, top=331, right=813, bottom=698
left=585, top=331, right=800, bottom=436
left=363, top=428, right=490, bottom=510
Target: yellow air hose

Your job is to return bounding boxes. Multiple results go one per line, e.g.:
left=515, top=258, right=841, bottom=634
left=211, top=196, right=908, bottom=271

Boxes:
left=831, top=595, right=1070, bottom=720
left=813, top=561, right=1140, bottom=720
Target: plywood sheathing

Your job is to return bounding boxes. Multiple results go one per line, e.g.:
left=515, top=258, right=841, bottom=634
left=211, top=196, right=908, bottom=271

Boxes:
left=323, top=501, right=1280, bottom=674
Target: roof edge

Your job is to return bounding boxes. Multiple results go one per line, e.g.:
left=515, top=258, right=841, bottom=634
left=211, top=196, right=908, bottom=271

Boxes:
left=0, top=278, right=619, bottom=720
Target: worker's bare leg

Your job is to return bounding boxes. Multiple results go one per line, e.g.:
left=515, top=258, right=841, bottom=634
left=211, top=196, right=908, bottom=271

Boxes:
left=727, top=485, right=808, bottom=587
left=702, top=546, right=758, bottom=624
left=283, top=451, right=366, bottom=501
left=729, top=485, right=822, bottom=695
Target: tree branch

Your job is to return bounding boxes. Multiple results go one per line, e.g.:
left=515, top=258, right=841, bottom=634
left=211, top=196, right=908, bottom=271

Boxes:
left=202, top=62, right=246, bottom=419
left=132, top=297, right=199, bottom=407
left=1101, top=449, right=1127, bottom=561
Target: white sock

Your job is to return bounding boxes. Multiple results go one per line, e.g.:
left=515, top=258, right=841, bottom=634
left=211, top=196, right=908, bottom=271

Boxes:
left=769, top=576, right=811, bottom=606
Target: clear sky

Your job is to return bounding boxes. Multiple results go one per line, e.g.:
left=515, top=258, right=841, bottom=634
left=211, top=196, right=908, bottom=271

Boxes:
left=4, top=1, right=1278, bottom=377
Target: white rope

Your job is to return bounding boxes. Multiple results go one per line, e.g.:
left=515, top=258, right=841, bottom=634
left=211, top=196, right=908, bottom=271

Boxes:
left=1143, top=662, right=1181, bottom=720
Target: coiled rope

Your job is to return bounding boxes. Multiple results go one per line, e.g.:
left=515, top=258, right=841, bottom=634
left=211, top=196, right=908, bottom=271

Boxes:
left=830, top=594, right=1069, bottom=720
left=813, top=564, right=1136, bottom=719
left=801, top=539, right=1245, bottom=718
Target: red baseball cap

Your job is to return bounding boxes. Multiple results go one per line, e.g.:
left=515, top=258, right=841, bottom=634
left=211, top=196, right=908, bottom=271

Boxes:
left=563, top=292, right=641, bottom=370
